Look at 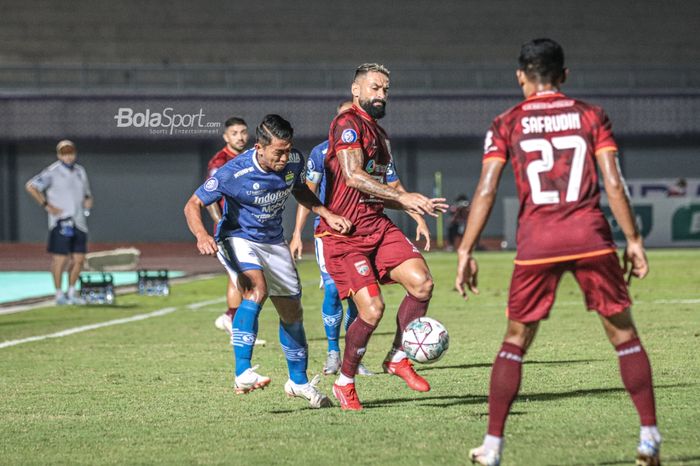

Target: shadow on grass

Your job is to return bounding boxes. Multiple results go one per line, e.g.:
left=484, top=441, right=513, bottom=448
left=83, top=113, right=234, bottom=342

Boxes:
left=307, top=331, right=394, bottom=343
left=571, top=455, right=700, bottom=465
left=364, top=383, right=691, bottom=410
left=419, top=358, right=601, bottom=372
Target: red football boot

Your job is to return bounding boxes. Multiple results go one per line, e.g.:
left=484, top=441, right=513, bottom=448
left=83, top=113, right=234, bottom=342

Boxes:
left=332, top=383, right=363, bottom=411
left=382, top=358, right=431, bottom=392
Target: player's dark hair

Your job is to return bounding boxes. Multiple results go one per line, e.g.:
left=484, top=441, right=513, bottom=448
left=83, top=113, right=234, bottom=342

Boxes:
left=256, top=114, right=294, bottom=147
left=518, top=38, right=565, bottom=84
left=224, top=116, right=247, bottom=128
left=354, top=63, right=390, bottom=81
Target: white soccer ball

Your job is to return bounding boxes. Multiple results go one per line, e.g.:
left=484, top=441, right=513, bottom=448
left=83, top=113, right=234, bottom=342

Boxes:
left=402, top=317, right=449, bottom=364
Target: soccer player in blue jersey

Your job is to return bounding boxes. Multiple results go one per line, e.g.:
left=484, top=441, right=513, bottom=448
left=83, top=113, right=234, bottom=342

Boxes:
left=290, top=101, right=433, bottom=376
left=184, top=114, right=352, bottom=408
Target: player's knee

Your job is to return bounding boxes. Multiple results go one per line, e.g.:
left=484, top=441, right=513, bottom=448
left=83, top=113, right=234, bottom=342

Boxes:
left=409, top=275, right=434, bottom=301
left=364, top=300, right=385, bottom=322
left=244, top=286, right=268, bottom=305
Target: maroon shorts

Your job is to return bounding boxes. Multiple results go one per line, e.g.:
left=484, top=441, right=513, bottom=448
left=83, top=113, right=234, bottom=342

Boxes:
left=507, top=252, right=631, bottom=323
left=320, top=222, right=423, bottom=298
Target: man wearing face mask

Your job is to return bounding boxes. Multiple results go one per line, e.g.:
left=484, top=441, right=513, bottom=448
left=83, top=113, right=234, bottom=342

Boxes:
left=26, top=140, right=93, bottom=305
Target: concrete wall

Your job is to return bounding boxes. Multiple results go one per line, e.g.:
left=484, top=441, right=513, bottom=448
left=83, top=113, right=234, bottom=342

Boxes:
left=2, top=0, right=699, bottom=66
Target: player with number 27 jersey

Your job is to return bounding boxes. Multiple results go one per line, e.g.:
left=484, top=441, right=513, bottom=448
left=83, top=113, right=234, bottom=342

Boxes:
left=484, top=90, right=618, bottom=264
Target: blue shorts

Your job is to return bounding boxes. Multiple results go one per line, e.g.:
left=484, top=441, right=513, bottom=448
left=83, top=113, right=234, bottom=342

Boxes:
left=48, top=226, right=88, bottom=255
left=314, top=237, right=335, bottom=287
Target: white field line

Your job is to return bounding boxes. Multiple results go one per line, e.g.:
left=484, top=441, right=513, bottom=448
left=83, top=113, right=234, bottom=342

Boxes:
left=0, top=273, right=223, bottom=316
left=187, top=296, right=226, bottom=310
left=0, top=306, right=177, bottom=349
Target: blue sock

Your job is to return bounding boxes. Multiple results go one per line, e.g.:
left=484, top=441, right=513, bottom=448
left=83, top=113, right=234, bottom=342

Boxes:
left=344, top=297, right=358, bottom=332
left=322, top=283, right=343, bottom=352
left=279, top=320, right=309, bottom=385
left=232, top=299, right=261, bottom=376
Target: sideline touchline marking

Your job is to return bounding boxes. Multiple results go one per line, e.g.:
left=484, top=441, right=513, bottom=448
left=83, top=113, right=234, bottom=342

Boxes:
left=0, top=306, right=177, bottom=349
left=187, top=296, right=226, bottom=310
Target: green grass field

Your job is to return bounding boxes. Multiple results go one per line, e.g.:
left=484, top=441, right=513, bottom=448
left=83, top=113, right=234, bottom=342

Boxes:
left=1, top=250, right=699, bottom=465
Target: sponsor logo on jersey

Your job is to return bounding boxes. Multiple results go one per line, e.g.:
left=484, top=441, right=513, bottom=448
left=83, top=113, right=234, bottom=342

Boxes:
left=234, top=166, right=254, bottom=178
left=288, top=151, right=301, bottom=163
left=253, top=188, right=291, bottom=205
left=341, top=128, right=358, bottom=144
left=285, top=172, right=295, bottom=185
left=354, top=260, right=370, bottom=276
left=366, top=159, right=376, bottom=174
left=253, top=182, right=260, bottom=190
left=204, top=177, right=218, bottom=191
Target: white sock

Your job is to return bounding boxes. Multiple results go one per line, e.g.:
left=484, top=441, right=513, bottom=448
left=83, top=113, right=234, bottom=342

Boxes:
left=483, top=434, right=503, bottom=453
left=55, top=290, right=64, bottom=299
left=640, top=426, right=661, bottom=443
left=67, top=286, right=76, bottom=298
left=390, top=349, right=408, bottom=363
left=336, top=372, right=354, bottom=386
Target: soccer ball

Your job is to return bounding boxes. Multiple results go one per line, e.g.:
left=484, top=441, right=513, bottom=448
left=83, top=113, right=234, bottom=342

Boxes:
left=402, top=317, right=449, bottom=364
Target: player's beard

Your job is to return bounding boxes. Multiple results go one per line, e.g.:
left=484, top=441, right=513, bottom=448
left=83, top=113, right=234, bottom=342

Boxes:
left=359, top=98, right=386, bottom=119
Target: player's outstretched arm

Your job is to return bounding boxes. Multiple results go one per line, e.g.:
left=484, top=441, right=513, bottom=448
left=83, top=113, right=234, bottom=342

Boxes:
left=338, top=148, right=447, bottom=217
left=292, top=183, right=352, bottom=234
left=184, top=194, right=218, bottom=255
left=289, top=180, right=319, bottom=259
left=455, top=159, right=505, bottom=299
left=389, top=179, right=431, bottom=251
left=596, top=151, right=649, bottom=280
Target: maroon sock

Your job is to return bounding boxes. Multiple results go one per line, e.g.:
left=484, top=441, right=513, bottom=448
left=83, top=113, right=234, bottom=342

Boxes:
left=226, top=307, right=237, bottom=318
left=340, top=318, right=377, bottom=378
left=616, top=338, right=657, bottom=425
left=392, top=294, right=430, bottom=349
left=487, top=342, right=525, bottom=436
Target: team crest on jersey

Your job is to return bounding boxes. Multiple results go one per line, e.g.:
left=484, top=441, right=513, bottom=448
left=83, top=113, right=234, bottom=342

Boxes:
left=204, top=177, right=218, bottom=192
left=354, top=260, right=370, bottom=276
left=285, top=171, right=295, bottom=185
left=341, top=129, right=357, bottom=144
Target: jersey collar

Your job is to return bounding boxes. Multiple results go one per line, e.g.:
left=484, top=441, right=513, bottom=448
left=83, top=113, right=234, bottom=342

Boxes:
left=252, top=151, right=268, bottom=173
left=526, top=90, right=565, bottom=100
left=353, top=104, right=375, bottom=122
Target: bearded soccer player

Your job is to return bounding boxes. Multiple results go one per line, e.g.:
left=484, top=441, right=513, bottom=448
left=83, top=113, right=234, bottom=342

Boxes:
left=316, top=63, right=448, bottom=411
left=455, top=39, right=660, bottom=466
left=207, top=117, right=265, bottom=346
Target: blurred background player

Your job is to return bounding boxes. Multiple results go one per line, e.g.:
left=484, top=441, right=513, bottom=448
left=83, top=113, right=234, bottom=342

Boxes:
left=290, top=100, right=433, bottom=376
left=206, top=116, right=266, bottom=346
left=316, top=63, right=448, bottom=410
left=446, top=194, right=470, bottom=251
left=26, top=140, right=93, bottom=305
left=184, top=114, right=352, bottom=407
left=455, top=39, right=660, bottom=466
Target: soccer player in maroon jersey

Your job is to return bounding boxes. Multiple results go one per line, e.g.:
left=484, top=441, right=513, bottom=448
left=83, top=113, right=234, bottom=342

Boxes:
left=207, top=117, right=264, bottom=346
left=316, top=63, right=448, bottom=411
left=455, top=39, right=660, bottom=466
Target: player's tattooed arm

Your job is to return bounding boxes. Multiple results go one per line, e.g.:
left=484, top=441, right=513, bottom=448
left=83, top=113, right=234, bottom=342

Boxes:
left=338, top=148, right=448, bottom=217
left=338, top=148, right=401, bottom=200
left=292, top=183, right=352, bottom=234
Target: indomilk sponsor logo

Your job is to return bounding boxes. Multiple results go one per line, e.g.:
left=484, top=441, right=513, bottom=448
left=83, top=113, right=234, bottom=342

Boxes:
left=521, top=112, right=581, bottom=134
left=253, top=188, right=291, bottom=205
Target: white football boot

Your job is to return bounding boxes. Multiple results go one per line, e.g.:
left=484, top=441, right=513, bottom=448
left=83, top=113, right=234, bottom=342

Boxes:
left=323, top=351, right=341, bottom=375
left=234, top=365, right=271, bottom=394
left=636, top=434, right=661, bottom=466
left=284, top=374, right=333, bottom=408
left=469, top=445, right=501, bottom=466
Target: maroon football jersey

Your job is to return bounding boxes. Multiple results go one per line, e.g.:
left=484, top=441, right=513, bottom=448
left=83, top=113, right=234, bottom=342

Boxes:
left=484, top=91, right=619, bottom=263
left=207, top=146, right=238, bottom=177
left=316, top=105, right=394, bottom=236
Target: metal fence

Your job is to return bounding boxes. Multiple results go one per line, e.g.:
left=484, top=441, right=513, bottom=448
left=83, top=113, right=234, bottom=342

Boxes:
left=1, top=64, right=699, bottom=92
